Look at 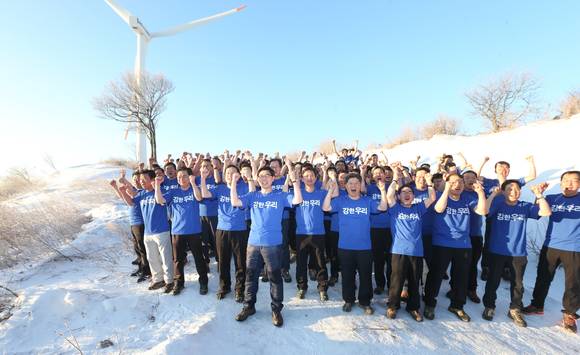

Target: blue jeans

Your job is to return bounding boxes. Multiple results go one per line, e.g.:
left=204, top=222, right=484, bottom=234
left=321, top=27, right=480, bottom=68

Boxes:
left=244, top=244, right=284, bottom=312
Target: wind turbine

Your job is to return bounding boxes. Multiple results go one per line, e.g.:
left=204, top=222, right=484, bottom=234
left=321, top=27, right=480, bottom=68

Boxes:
left=104, top=0, right=246, bottom=164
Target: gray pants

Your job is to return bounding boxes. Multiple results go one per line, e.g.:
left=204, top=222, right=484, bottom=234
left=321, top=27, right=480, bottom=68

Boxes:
left=144, top=231, right=174, bottom=284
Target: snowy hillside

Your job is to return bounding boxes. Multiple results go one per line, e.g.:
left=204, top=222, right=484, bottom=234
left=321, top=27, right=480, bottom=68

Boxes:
left=0, top=118, right=579, bottom=354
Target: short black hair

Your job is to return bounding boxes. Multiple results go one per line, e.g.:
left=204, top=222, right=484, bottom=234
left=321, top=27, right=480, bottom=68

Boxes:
left=371, top=166, right=385, bottom=173
left=302, top=165, right=317, bottom=176
left=141, top=169, right=156, bottom=179
left=561, top=170, right=580, bottom=181
left=445, top=172, right=462, bottom=182
left=462, top=170, right=478, bottom=177
left=177, top=167, right=192, bottom=175
left=225, top=164, right=240, bottom=174
left=345, top=172, right=362, bottom=183
left=495, top=161, right=511, bottom=170
left=397, top=183, right=414, bottom=195
left=239, top=161, right=252, bottom=169
left=501, top=179, right=522, bottom=191
left=269, top=158, right=283, bottom=168
left=257, top=166, right=275, bottom=176
left=432, top=173, right=443, bottom=181
left=415, top=167, right=430, bottom=174
left=163, top=162, right=176, bottom=170
left=132, top=170, right=141, bottom=177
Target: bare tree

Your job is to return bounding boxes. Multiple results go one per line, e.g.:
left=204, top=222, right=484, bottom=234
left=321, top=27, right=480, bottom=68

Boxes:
left=93, top=72, right=174, bottom=160
left=560, top=90, right=580, bottom=119
left=421, top=115, right=461, bottom=139
left=466, top=72, right=540, bottom=132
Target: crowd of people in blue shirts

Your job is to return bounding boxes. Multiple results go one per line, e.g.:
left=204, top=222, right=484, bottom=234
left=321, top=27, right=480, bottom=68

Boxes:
left=109, top=146, right=579, bottom=333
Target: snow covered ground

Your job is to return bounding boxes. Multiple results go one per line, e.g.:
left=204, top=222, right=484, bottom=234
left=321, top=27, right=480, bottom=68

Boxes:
left=0, top=118, right=579, bottom=354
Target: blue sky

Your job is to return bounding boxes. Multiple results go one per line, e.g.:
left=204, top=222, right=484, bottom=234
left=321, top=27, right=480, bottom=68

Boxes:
left=1, top=0, right=579, bottom=171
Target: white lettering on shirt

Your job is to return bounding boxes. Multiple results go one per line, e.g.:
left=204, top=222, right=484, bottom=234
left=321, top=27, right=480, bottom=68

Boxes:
left=445, top=207, right=470, bottom=215
left=253, top=201, right=278, bottom=209
left=551, top=204, right=580, bottom=213
left=342, top=207, right=368, bottom=215
left=397, top=212, right=420, bottom=220
left=496, top=213, right=525, bottom=222
left=301, top=199, right=321, bottom=207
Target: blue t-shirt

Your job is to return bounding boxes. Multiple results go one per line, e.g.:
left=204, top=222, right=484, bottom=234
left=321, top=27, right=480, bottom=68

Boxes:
left=368, top=183, right=389, bottom=229
left=488, top=198, right=540, bottom=256
left=133, top=189, right=170, bottom=235
left=240, top=191, right=294, bottom=246
left=330, top=195, right=381, bottom=250
left=432, top=193, right=478, bottom=248
left=544, top=193, right=580, bottom=252
left=295, top=188, right=326, bottom=235
left=162, top=177, right=179, bottom=192
left=463, top=190, right=484, bottom=237
left=215, top=183, right=248, bottom=231
left=389, top=202, right=428, bottom=256
left=330, top=189, right=347, bottom=232
left=483, top=177, right=526, bottom=196
left=412, top=186, right=432, bottom=235
left=163, top=187, right=201, bottom=235
left=129, top=189, right=144, bottom=225
left=272, top=176, right=290, bottom=219
left=196, top=176, right=218, bottom=217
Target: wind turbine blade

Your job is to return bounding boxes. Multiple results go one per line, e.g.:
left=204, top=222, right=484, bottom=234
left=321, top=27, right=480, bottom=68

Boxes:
left=104, top=0, right=133, bottom=24
left=150, top=5, right=246, bottom=38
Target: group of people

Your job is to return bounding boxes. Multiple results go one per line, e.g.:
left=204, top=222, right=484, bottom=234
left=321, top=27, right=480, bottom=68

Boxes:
left=108, top=146, right=579, bottom=333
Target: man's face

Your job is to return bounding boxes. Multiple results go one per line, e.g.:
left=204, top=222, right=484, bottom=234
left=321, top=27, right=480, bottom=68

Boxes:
left=212, top=158, right=222, bottom=170
left=346, top=177, right=361, bottom=197
left=302, top=170, right=317, bottom=187
left=338, top=172, right=347, bottom=188
left=257, top=170, right=274, bottom=190
left=384, top=170, right=393, bottom=184
left=154, top=169, right=165, bottom=180
left=132, top=174, right=142, bottom=189
left=341, top=149, right=348, bottom=157
left=140, top=174, right=153, bottom=190
left=463, top=172, right=477, bottom=190
left=165, top=165, right=176, bottom=179
left=415, top=170, right=427, bottom=189
left=495, top=163, right=510, bottom=179
left=225, top=166, right=237, bottom=184
left=561, top=173, right=580, bottom=197
left=371, top=155, right=378, bottom=165
left=372, top=168, right=385, bottom=182
left=433, top=177, right=445, bottom=192
left=270, top=161, right=282, bottom=177
left=398, top=187, right=415, bottom=205
left=177, top=170, right=190, bottom=188
left=448, top=175, right=465, bottom=195
left=503, top=182, right=521, bottom=203
left=241, top=167, right=252, bottom=181
left=336, top=161, right=347, bottom=173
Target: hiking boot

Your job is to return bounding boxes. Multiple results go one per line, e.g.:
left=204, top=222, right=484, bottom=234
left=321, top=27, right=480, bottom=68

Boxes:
left=442, top=272, right=449, bottom=280
left=148, top=281, right=165, bottom=291
left=235, top=307, right=256, bottom=322
left=199, top=283, right=209, bottom=295
left=359, top=304, right=374, bottom=315
left=400, top=289, right=409, bottom=303
left=296, top=289, right=306, bottom=299
left=309, top=269, right=317, bottom=281
left=424, top=306, right=435, bottom=320
left=482, top=307, right=495, bottom=321
left=522, top=304, right=544, bottom=315
left=445, top=290, right=453, bottom=299
left=137, top=274, right=151, bottom=283
left=508, top=309, right=527, bottom=327
left=282, top=270, right=292, bottom=283
left=342, top=302, right=353, bottom=312
left=562, top=313, right=578, bottom=333
left=131, top=258, right=140, bottom=265
left=289, top=252, right=297, bottom=264
left=448, top=306, right=471, bottom=322
left=386, top=307, right=397, bottom=319
left=328, top=276, right=338, bottom=287
left=467, top=291, right=481, bottom=304
left=217, top=289, right=231, bottom=300
left=163, top=282, right=174, bottom=294
left=373, top=287, right=384, bottom=295
left=171, top=283, right=184, bottom=296
left=319, top=291, right=328, bottom=302
left=261, top=271, right=269, bottom=282
left=234, top=291, right=244, bottom=303
left=272, top=311, right=284, bottom=327
left=501, top=267, right=511, bottom=281
left=481, top=267, right=489, bottom=281
left=408, top=309, right=423, bottom=322
left=130, top=270, right=141, bottom=277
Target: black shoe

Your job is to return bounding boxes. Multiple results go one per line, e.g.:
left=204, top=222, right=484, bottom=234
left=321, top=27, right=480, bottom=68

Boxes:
left=359, top=304, right=374, bottom=315
left=319, top=291, right=328, bottom=302
left=467, top=291, right=481, bottom=304
left=217, top=289, right=230, bottom=300
left=131, top=258, right=140, bottom=265
left=164, top=282, right=174, bottom=294
left=308, top=269, right=317, bottom=281
left=482, top=307, right=495, bottom=321
left=289, top=253, right=297, bottom=264
left=282, top=270, right=292, bottom=283
left=130, top=270, right=141, bottom=277
left=508, top=309, right=527, bottom=327
left=501, top=267, right=511, bottom=281
left=235, top=307, right=256, bottom=322
left=328, top=276, right=338, bottom=287
left=137, top=274, right=150, bottom=283
left=200, top=284, right=208, bottom=295
left=172, top=283, right=184, bottom=296
left=272, top=311, right=284, bottom=327
left=424, top=306, right=435, bottom=320
left=386, top=308, right=397, bottom=319
left=342, top=302, right=353, bottom=312
left=373, top=287, right=384, bottom=295
left=234, top=291, right=244, bottom=303
left=296, top=289, right=306, bottom=299
left=442, top=272, right=449, bottom=280
left=261, top=271, right=269, bottom=282
left=408, top=309, right=423, bottom=322
left=522, top=304, right=544, bottom=315
left=445, top=289, right=453, bottom=299
left=481, top=267, right=489, bottom=281
left=148, top=281, right=165, bottom=290
left=448, top=306, right=471, bottom=322
left=400, top=289, right=409, bottom=303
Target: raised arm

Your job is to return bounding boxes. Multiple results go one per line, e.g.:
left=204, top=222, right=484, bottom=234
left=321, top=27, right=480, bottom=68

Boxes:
left=531, top=182, right=552, bottom=217
left=477, top=156, right=490, bottom=177
left=322, top=180, right=338, bottom=212
left=230, top=173, right=243, bottom=207
left=376, top=180, right=388, bottom=211
left=118, top=185, right=135, bottom=206
left=286, top=157, right=303, bottom=205
left=472, top=181, right=488, bottom=216
left=154, top=176, right=166, bottom=205
left=524, top=155, right=537, bottom=183
left=332, top=139, right=339, bottom=157
left=386, top=180, right=398, bottom=208
left=199, top=169, right=213, bottom=199
left=434, top=181, right=451, bottom=213
left=188, top=175, right=203, bottom=201
left=485, top=186, right=501, bottom=213
left=424, top=186, right=436, bottom=208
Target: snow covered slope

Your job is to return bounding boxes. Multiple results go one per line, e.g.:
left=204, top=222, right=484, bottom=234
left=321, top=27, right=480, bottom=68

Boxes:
left=0, top=118, right=579, bottom=354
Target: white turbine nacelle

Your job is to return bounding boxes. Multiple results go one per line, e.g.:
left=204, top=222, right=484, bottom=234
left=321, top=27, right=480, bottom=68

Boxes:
left=104, top=0, right=245, bottom=164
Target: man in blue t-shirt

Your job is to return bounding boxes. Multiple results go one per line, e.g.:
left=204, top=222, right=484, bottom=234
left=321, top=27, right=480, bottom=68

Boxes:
left=524, top=170, right=580, bottom=333
left=155, top=167, right=211, bottom=296
left=194, top=158, right=220, bottom=266
left=423, top=173, right=487, bottom=322
left=231, top=160, right=303, bottom=327
left=482, top=180, right=551, bottom=327
left=323, top=172, right=388, bottom=315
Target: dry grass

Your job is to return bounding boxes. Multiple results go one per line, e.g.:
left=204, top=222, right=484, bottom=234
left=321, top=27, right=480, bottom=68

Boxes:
left=100, top=157, right=138, bottom=169
left=560, top=91, right=580, bottom=119
left=0, top=168, right=45, bottom=201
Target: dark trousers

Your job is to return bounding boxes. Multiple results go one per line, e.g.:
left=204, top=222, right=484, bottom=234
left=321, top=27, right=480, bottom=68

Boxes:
left=201, top=216, right=218, bottom=263
left=424, top=246, right=472, bottom=309
left=172, top=234, right=208, bottom=286
left=281, top=219, right=290, bottom=272
left=215, top=229, right=248, bottom=294
left=296, top=235, right=328, bottom=291
left=483, top=253, right=527, bottom=310
left=288, top=210, right=297, bottom=254
left=338, top=248, right=373, bottom=306
left=388, top=254, right=423, bottom=311
left=450, top=236, right=483, bottom=292
left=324, top=219, right=332, bottom=261
left=530, top=247, right=580, bottom=314
left=371, top=228, right=392, bottom=290
left=327, top=231, right=340, bottom=277
left=481, top=218, right=492, bottom=269
left=131, top=224, right=150, bottom=275
left=245, top=245, right=284, bottom=312
left=422, top=234, right=433, bottom=271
